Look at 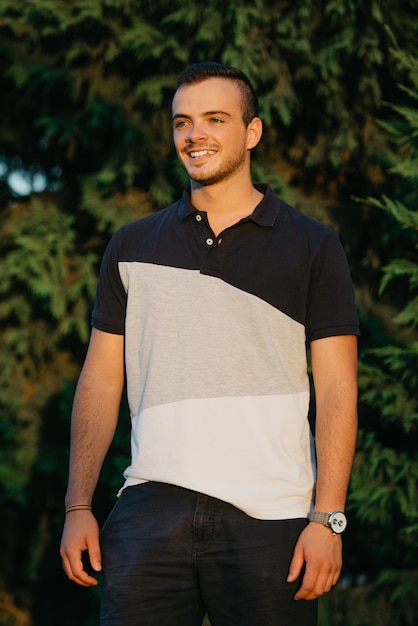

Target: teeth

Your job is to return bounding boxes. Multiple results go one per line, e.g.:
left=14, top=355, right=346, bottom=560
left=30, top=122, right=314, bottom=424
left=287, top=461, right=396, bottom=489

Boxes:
left=190, top=150, right=215, bottom=158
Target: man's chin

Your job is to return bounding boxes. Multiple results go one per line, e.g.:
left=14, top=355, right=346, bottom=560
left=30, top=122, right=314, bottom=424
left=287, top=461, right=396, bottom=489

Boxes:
left=189, top=172, right=229, bottom=187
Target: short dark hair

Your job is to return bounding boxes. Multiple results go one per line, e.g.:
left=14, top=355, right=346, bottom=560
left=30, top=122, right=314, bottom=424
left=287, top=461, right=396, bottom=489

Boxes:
left=175, top=61, right=259, bottom=127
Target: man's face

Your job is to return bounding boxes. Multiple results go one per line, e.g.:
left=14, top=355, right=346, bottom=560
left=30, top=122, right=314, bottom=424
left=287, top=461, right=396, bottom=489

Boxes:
left=172, top=78, right=256, bottom=187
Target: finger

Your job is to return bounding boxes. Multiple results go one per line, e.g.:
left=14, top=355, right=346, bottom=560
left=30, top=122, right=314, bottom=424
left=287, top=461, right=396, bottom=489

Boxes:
left=295, top=565, right=335, bottom=600
left=293, top=567, right=320, bottom=600
left=87, top=536, right=102, bottom=573
left=286, top=546, right=304, bottom=583
left=61, top=549, right=99, bottom=587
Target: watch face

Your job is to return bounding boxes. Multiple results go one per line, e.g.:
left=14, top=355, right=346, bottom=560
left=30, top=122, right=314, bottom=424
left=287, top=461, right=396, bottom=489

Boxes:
left=330, top=511, right=347, bottom=533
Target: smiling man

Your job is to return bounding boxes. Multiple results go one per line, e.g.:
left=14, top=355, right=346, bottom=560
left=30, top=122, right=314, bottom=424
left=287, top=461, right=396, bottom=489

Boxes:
left=173, top=78, right=259, bottom=186
left=60, top=62, right=359, bottom=626
left=172, top=70, right=264, bottom=234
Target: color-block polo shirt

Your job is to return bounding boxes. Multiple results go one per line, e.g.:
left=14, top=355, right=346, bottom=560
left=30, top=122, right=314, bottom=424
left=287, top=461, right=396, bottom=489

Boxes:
left=92, top=183, right=359, bottom=520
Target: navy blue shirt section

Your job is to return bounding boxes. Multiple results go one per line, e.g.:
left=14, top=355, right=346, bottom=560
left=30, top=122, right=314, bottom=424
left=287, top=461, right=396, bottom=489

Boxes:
left=92, top=184, right=359, bottom=343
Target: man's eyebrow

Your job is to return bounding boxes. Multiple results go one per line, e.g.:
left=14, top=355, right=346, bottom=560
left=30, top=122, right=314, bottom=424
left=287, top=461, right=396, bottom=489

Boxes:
left=204, top=110, right=233, bottom=118
left=172, top=110, right=233, bottom=120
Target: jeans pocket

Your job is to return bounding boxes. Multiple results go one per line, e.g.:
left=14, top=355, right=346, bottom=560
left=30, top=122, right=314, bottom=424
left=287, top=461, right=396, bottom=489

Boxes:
left=100, top=493, right=125, bottom=539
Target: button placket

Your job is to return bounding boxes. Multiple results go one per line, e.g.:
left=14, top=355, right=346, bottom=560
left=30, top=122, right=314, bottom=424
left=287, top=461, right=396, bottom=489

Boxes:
left=191, top=211, right=221, bottom=254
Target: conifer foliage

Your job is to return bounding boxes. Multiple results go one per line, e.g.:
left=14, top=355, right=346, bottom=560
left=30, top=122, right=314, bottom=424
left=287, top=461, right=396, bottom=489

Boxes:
left=0, top=1, right=417, bottom=624
left=351, top=44, right=418, bottom=624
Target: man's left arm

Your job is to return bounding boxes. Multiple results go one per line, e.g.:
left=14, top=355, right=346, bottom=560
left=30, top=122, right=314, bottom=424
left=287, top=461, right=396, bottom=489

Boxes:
left=287, top=334, right=358, bottom=600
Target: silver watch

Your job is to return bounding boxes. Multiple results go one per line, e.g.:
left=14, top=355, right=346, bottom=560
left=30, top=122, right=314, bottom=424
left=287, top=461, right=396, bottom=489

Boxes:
left=308, top=510, right=347, bottom=534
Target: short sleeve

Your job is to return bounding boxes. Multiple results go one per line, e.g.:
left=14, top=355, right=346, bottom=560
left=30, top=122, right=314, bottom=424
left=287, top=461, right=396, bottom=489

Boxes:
left=91, top=230, right=127, bottom=335
left=305, top=232, right=359, bottom=343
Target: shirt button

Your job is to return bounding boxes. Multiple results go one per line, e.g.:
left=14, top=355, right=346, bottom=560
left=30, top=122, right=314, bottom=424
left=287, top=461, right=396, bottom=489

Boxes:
left=195, top=214, right=202, bottom=222
left=206, top=238, right=214, bottom=246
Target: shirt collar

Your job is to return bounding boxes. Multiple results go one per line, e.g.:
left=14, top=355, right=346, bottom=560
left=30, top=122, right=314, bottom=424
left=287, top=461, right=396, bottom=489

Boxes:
left=177, top=183, right=278, bottom=227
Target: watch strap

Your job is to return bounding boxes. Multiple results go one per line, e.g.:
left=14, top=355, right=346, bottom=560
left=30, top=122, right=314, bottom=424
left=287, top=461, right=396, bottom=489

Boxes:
left=308, top=511, right=330, bottom=526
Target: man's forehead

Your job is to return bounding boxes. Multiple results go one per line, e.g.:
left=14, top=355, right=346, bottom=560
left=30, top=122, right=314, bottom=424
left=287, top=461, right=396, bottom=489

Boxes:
left=172, top=77, right=243, bottom=111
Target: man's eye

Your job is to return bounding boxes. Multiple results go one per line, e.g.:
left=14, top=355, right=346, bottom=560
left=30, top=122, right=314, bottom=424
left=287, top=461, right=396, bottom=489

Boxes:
left=210, top=118, right=223, bottom=123
left=174, top=120, right=187, bottom=128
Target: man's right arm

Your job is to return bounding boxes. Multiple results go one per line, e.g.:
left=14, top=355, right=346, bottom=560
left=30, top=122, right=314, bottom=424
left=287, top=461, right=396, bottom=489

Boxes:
left=60, top=328, right=125, bottom=587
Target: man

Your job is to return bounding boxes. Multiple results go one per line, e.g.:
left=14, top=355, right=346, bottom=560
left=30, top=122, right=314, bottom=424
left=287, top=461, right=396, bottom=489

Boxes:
left=61, top=62, right=359, bottom=626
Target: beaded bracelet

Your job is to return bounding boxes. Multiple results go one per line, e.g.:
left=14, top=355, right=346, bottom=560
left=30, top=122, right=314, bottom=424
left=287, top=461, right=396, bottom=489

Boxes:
left=65, top=504, right=92, bottom=514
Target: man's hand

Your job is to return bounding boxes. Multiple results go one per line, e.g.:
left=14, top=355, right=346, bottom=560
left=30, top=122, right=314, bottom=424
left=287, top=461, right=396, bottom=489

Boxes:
left=287, top=522, right=342, bottom=600
left=60, top=510, right=102, bottom=587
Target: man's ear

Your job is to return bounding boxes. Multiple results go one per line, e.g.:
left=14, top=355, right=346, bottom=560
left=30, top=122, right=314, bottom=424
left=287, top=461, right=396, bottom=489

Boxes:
left=246, top=117, right=263, bottom=150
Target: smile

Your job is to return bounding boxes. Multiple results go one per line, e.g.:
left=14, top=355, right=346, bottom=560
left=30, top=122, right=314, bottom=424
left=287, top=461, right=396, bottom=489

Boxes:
left=189, top=150, right=216, bottom=158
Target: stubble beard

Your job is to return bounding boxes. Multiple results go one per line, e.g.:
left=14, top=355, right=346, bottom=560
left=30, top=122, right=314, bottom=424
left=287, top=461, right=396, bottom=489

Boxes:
left=186, top=144, right=248, bottom=187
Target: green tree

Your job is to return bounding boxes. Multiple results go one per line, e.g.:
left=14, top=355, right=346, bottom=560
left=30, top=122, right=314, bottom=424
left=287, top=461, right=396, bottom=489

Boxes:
left=347, top=43, right=418, bottom=626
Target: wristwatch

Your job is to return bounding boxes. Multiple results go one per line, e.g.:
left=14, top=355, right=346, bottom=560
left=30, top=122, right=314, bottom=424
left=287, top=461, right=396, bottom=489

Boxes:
left=308, top=510, right=348, bottom=534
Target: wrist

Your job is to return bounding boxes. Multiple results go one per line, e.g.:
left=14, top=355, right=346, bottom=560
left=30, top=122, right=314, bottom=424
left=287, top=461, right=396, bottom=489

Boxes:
left=308, top=509, right=348, bottom=534
left=65, top=504, right=92, bottom=514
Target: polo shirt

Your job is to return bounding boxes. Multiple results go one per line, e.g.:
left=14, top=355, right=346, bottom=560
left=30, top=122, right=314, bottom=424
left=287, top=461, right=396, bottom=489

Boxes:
left=92, top=184, right=359, bottom=520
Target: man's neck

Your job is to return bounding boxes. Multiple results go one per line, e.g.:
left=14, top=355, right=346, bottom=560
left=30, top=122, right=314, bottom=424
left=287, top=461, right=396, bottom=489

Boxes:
left=190, top=180, right=264, bottom=237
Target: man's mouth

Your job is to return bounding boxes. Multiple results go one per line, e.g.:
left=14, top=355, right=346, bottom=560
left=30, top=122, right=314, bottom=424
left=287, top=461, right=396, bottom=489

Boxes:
left=189, top=150, right=216, bottom=158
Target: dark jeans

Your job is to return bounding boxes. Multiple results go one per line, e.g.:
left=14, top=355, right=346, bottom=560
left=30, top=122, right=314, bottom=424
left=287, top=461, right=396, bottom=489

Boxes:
left=100, top=482, right=317, bottom=626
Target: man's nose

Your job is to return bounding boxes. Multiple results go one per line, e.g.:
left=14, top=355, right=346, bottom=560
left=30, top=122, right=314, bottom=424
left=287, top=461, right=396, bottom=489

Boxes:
left=186, top=122, right=208, bottom=143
